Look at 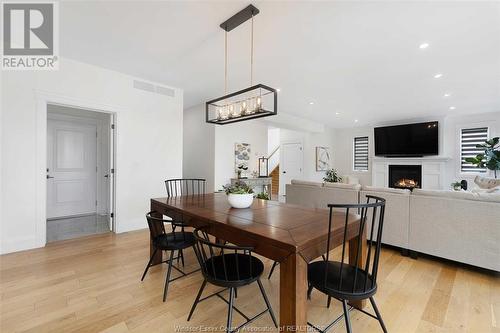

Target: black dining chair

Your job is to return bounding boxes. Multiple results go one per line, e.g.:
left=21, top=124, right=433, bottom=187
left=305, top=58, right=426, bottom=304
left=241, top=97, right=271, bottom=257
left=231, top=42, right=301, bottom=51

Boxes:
left=164, top=178, right=206, bottom=266
left=307, top=195, right=387, bottom=333
left=165, top=178, right=206, bottom=197
left=141, top=212, right=199, bottom=302
left=187, top=228, right=278, bottom=333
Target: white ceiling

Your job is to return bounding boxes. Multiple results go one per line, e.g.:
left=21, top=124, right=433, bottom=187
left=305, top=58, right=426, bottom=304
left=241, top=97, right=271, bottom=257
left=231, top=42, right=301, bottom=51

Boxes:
left=60, top=1, right=500, bottom=128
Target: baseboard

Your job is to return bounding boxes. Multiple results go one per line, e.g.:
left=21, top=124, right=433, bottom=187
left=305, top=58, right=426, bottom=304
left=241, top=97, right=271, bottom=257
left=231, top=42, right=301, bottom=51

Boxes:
left=0, top=235, right=42, bottom=255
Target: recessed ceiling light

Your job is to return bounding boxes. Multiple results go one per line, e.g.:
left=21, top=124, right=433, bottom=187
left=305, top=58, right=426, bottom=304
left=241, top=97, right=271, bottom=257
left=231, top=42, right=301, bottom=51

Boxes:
left=434, top=73, right=443, bottom=79
left=449, top=106, right=456, bottom=110
left=354, top=119, right=359, bottom=123
left=444, top=93, right=451, bottom=97
left=335, top=112, right=340, bottom=115
left=276, top=88, right=281, bottom=92
left=419, top=43, right=429, bottom=49
left=309, top=101, right=314, bottom=105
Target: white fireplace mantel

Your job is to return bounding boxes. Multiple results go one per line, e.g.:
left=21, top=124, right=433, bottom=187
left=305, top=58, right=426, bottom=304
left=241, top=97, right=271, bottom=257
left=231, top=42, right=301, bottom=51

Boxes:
left=372, top=156, right=451, bottom=190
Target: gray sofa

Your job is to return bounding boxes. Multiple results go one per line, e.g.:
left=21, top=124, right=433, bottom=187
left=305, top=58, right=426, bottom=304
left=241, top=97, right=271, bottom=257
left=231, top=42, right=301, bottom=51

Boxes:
left=286, top=180, right=500, bottom=271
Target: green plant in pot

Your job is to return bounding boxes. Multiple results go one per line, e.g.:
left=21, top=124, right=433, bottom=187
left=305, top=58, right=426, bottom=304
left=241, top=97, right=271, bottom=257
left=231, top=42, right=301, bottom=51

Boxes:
left=451, top=181, right=462, bottom=191
left=256, top=192, right=270, bottom=200
left=223, top=182, right=254, bottom=208
left=464, top=137, right=500, bottom=178
left=323, top=168, right=343, bottom=183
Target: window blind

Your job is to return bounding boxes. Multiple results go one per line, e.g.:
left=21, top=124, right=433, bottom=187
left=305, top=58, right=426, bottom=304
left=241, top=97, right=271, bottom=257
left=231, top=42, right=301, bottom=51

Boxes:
left=460, top=127, right=488, bottom=173
left=353, top=136, right=369, bottom=171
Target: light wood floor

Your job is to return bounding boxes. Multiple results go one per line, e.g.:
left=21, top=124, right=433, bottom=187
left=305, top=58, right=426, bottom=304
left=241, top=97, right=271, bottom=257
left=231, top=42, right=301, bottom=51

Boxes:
left=1, top=230, right=499, bottom=333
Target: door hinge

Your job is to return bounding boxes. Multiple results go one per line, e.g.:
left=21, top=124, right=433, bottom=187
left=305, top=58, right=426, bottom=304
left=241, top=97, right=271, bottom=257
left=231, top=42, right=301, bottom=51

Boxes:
left=111, top=124, right=115, bottom=129
left=111, top=168, right=115, bottom=174
left=95, top=200, right=98, bottom=206
left=110, top=213, right=114, bottom=218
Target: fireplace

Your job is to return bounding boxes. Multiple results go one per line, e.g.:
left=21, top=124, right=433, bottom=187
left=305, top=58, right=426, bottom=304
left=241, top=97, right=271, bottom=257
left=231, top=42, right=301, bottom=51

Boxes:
left=388, top=165, right=422, bottom=190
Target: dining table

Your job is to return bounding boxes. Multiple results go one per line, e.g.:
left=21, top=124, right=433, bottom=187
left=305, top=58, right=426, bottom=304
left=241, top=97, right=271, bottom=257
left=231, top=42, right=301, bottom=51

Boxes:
left=150, top=193, right=366, bottom=332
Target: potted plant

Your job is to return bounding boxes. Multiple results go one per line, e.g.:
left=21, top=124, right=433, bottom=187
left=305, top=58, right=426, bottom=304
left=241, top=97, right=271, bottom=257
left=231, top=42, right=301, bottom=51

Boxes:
left=323, top=168, right=343, bottom=183
left=223, top=182, right=254, bottom=208
left=451, top=181, right=462, bottom=191
left=256, top=191, right=270, bottom=200
left=465, top=137, right=500, bottom=178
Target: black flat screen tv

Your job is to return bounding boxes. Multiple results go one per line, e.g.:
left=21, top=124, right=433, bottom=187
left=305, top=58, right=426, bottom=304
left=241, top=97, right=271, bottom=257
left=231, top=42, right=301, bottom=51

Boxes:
left=374, top=121, right=439, bottom=157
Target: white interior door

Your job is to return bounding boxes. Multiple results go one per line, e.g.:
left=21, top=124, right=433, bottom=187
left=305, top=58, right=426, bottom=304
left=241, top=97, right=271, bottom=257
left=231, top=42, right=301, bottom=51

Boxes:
left=280, top=143, right=303, bottom=195
left=47, top=119, right=97, bottom=218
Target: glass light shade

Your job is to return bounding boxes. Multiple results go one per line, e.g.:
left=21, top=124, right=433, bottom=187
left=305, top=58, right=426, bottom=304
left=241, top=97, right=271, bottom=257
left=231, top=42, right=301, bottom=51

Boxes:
left=206, top=84, right=277, bottom=125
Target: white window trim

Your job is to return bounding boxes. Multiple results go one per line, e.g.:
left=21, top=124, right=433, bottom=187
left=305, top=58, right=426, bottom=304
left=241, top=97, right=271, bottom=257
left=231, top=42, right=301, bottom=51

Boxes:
left=353, top=136, right=369, bottom=172
left=458, top=125, right=489, bottom=176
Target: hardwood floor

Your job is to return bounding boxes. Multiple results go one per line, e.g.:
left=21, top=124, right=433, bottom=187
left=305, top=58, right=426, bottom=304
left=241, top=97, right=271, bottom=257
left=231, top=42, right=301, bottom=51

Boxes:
left=1, top=230, right=499, bottom=333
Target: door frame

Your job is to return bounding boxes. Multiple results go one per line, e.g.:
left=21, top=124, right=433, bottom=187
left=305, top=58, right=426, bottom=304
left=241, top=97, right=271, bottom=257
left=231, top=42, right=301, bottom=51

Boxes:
left=279, top=141, right=304, bottom=196
left=35, top=90, right=122, bottom=248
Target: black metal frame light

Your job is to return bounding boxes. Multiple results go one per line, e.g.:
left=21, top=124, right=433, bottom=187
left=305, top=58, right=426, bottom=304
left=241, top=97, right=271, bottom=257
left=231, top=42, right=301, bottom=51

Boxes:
left=205, top=5, right=278, bottom=125
left=206, top=84, right=277, bottom=125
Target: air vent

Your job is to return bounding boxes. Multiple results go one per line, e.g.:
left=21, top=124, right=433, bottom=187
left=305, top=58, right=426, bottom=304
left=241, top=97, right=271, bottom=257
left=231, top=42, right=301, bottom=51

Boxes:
left=156, top=85, right=175, bottom=97
left=133, top=80, right=175, bottom=98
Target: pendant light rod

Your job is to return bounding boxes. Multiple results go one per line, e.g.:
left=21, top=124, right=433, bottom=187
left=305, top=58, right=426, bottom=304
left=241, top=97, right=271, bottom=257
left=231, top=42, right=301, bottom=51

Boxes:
left=250, top=14, right=254, bottom=86
left=220, top=5, right=259, bottom=32
left=224, top=30, right=228, bottom=95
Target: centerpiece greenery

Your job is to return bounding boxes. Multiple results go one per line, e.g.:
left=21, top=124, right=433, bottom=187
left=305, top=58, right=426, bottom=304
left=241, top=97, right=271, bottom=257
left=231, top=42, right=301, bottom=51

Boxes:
left=223, top=182, right=254, bottom=208
left=223, top=182, right=254, bottom=195
left=451, top=181, right=462, bottom=191
left=323, top=168, right=342, bottom=183
left=464, top=137, right=500, bottom=178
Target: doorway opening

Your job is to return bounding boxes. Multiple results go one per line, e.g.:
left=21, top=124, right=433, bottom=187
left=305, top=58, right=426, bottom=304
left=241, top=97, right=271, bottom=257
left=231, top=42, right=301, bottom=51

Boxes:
left=46, top=104, right=115, bottom=242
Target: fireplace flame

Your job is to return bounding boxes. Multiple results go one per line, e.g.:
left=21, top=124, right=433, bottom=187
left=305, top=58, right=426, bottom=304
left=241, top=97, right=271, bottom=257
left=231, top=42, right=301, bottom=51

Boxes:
left=395, top=178, right=418, bottom=188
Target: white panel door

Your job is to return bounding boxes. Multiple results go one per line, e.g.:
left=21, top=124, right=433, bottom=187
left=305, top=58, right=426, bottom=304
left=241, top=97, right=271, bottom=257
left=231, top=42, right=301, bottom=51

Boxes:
left=280, top=143, right=303, bottom=195
left=47, top=119, right=97, bottom=218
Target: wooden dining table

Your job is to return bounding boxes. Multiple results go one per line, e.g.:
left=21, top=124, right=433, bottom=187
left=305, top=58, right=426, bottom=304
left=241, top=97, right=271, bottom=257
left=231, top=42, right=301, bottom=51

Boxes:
left=150, top=193, right=366, bottom=332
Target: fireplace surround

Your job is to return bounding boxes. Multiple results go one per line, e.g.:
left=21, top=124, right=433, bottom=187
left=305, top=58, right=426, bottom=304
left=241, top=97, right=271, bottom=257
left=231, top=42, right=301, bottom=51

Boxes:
left=388, top=165, right=422, bottom=190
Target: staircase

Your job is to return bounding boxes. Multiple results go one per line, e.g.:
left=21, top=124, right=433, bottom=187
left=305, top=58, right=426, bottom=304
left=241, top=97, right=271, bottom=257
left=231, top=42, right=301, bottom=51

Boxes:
left=270, top=165, right=280, bottom=196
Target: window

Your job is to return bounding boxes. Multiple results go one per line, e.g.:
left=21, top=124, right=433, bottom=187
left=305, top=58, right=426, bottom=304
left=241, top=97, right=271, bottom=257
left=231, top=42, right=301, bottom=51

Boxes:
left=353, top=136, right=369, bottom=171
left=460, top=127, right=488, bottom=173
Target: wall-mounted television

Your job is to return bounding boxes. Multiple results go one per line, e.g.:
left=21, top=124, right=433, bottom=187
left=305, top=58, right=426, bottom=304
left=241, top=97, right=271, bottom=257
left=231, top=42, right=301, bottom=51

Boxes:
left=374, top=121, right=439, bottom=157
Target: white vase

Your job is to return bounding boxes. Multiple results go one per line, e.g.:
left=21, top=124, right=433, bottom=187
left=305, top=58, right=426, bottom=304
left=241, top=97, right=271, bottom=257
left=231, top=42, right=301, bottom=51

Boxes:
left=227, top=193, right=254, bottom=209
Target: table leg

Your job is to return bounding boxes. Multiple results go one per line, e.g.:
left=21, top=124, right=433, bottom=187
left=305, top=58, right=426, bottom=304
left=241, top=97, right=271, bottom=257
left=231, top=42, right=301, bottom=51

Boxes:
left=348, top=233, right=367, bottom=309
left=150, top=210, right=163, bottom=265
left=280, top=253, right=308, bottom=332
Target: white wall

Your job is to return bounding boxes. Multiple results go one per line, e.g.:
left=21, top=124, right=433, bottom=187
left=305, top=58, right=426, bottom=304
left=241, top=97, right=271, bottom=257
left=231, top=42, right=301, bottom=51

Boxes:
left=331, top=112, right=500, bottom=187
left=441, top=111, right=500, bottom=187
left=332, top=126, right=374, bottom=186
left=1, top=57, right=183, bottom=254
left=182, top=104, right=215, bottom=192
left=214, top=121, right=268, bottom=191
left=268, top=127, right=280, bottom=155
left=280, top=128, right=336, bottom=184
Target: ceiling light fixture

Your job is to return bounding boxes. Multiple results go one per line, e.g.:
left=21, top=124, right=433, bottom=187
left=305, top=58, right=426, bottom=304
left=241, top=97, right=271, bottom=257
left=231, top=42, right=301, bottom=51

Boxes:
left=419, top=43, right=429, bottom=49
left=277, top=88, right=281, bottom=92
left=444, top=93, right=451, bottom=97
left=205, top=5, right=277, bottom=125
left=354, top=119, right=359, bottom=123
left=434, top=73, right=443, bottom=79
left=335, top=112, right=340, bottom=115
left=309, top=102, right=314, bottom=105
left=449, top=106, right=456, bottom=110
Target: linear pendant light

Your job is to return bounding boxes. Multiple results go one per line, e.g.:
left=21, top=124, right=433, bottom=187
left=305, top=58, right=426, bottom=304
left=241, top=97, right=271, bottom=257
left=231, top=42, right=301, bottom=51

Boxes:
left=205, top=4, right=277, bottom=125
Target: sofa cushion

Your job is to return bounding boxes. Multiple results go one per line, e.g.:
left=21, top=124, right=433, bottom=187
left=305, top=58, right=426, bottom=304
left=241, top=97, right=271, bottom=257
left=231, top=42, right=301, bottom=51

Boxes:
left=361, top=186, right=410, bottom=195
left=324, top=182, right=361, bottom=191
left=290, top=179, right=323, bottom=187
left=413, top=188, right=500, bottom=203
left=341, top=175, right=360, bottom=185
left=474, top=176, right=500, bottom=189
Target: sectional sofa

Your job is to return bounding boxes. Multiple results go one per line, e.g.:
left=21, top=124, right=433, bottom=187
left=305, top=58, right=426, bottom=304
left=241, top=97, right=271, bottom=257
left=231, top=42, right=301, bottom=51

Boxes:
left=286, top=180, right=500, bottom=271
